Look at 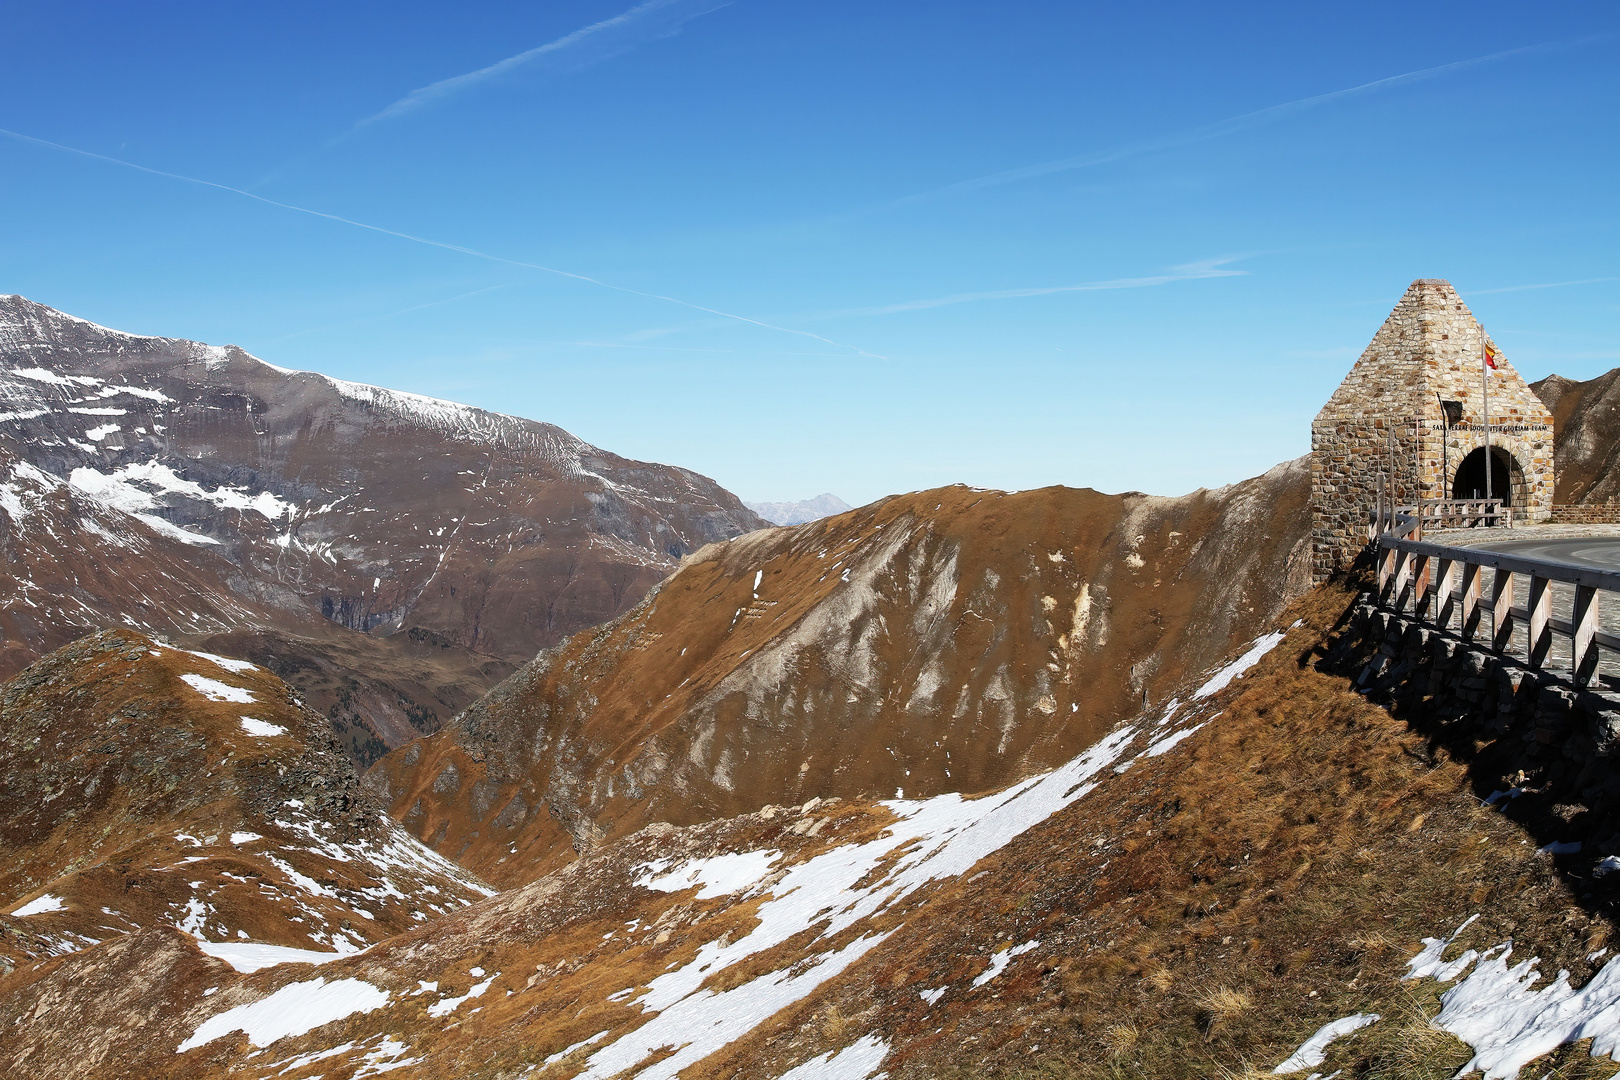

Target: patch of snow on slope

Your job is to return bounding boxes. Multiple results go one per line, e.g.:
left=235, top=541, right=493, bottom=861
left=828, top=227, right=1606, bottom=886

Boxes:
left=98, top=384, right=174, bottom=403
left=971, top=940, right=1039, bottom=988
left=240, top=717, right=288, bottom=737
left=6, top=367, right=101, bottom=387
left=1144, top=723, right=1207, bottom=758
left=1193, top=630, right=1287, bottom=699
left=177, top=977, right=389, bottom=1052
left=1272, top=1014, right=1380, bottom=1073
left=1434, top=943, right=1620, bottom=1079
left=775, top=1034, right=891, bottom=1079
left=66, top=465, right=222, bottom=545
left=322, top=374, right=531, bottom=445
left=352, top=1035, right=422, bottom=1076
left=1401, top=915, right=1620, bottom=1079
left=185, top=649, right=258, bottom=674
left=0, top=459, right=62, bottom=522
left=69, top=460, right=294, bottom=520
left=426, top=973, right=496, bottom=1018
left=180, top=673, right=255, bottom=704
left=10, top=894, right=65, bottom=916
left=634, top=849, right=780, bottom=899
left=582, top=934, right=890, bottom=1080
left=194, top=940, right=349, bottom=973
left=580, top=723, right=1145, bottom=1080
left=1404, top=914, right=1480, bottom=981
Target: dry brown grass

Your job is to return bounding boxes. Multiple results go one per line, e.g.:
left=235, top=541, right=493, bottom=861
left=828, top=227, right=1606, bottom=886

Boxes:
left=1193, top=985, right=1253, bottom=1038
left=1098, top=1021, right=1139, bottom=1058
left=835, top=577, right=1615, bottom=1080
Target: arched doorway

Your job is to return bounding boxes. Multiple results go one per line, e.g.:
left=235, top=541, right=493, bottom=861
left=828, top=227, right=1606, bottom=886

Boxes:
left=1452, top=447, right=1514, bottom=504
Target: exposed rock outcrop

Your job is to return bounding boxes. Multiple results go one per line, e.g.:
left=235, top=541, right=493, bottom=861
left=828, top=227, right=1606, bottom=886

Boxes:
left=368, top=460, right=1313, bottom=884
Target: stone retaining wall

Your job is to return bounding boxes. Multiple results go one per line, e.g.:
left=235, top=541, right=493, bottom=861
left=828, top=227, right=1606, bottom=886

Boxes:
left=1550, top=504, right=1620, bottom=526
left=1323, top=597, right=1620, bottom=830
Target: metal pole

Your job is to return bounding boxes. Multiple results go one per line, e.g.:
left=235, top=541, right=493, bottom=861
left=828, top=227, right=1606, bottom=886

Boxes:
left=1483, top=329, right=1493, bottom=504
left=1436, top=391, right=1450, bottom=501
left=1388, top=429, right=1397, bottom=505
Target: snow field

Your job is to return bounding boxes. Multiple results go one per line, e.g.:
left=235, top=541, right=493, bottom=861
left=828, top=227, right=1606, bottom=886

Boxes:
left=180, top=672, right=255, bottom=704
left=176, top=977, right=390, bottom=1052
left=10, top=894, right=65, bottom=917
left=1272, top=1014, right=1380, bottom=1073
left=774, top=1034, right=892, bottom=1079
left=194, top=940, right=350, bottom=974
left=574, top=631, right=1289, bottom=1080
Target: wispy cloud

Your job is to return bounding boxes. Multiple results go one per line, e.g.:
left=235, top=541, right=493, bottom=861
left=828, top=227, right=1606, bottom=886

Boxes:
left=825, top=257, right=1248, bottom=319
left=355, top=0, right=735, bottom=129
left=1469, top=276, right=1620, bottom=295
left=0, top=126, right=883, bottom=359
left=887, top=39, right=1589, bottom=208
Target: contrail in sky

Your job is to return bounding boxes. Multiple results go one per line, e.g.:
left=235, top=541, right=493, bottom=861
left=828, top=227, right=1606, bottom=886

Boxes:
left=356, top=0, right=735, bottom=129
left=0, top=126, right=883, bottom=359
left=887, top=39, right=1589, bottom=208
left=827, top=258, right=1249, bottom=319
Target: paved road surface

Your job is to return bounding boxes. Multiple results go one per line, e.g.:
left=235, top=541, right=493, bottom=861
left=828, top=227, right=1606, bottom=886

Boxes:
left=1462, top=537, right=1620, bottom=573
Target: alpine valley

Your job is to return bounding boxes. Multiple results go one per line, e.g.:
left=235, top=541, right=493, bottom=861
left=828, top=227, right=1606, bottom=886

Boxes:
left=9, top=296, right=1620, bottom=1079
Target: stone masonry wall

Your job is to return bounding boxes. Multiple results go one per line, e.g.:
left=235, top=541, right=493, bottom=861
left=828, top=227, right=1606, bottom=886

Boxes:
left=1321, top=597, right=1620, bottom=865
left=1311, top=280, right=1554, bottom=580
left=1551, top=504, right=1620, bottom=525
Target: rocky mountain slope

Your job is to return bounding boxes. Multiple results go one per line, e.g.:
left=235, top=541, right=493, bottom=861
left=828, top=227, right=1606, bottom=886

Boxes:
left=6, top=581, right=1618, bottom=1078
left=1534, top=370, right=1620, bottom=505
left=0, top=630, right=491, bottom=981
left=0, top=295, right=763, bottom=758
left=0, top=434, right=515, bottom=763
left=366, top=461, right=1312, bottom=883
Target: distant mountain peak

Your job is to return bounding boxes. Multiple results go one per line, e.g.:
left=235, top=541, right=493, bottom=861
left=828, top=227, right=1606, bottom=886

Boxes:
left=744, top=492, right=853, bottom=526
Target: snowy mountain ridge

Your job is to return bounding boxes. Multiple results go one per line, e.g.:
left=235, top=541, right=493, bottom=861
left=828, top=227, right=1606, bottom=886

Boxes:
left=0, top=294, right=765, bottom=763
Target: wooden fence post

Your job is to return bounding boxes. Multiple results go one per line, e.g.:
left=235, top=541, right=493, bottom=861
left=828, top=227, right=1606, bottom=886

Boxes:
left=1461, top=561, right=1482, bottom=640
left=1491, top=569, right=1515, bottom=654
left=1527, top=574, right=1552, bottom=669
left=1394, top=550, right=1412, bottom=611
left=1435, top=558, right=1455, bottom=630
left=1574, top=585, right=1600, bottom=686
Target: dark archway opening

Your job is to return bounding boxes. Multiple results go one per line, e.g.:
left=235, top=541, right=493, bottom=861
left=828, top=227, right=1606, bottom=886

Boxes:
left=1452, top=447, right=1513, bottom=504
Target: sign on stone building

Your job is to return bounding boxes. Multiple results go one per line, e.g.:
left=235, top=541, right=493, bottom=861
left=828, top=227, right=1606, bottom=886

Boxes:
left=1310, top=279, right=1554, bottom=580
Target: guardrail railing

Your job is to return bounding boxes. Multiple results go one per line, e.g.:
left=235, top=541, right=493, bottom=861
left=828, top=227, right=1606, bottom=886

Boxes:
left=1369, top=498, right=1509, bottom=540
left=1375, top=534, right=1615, bottom=687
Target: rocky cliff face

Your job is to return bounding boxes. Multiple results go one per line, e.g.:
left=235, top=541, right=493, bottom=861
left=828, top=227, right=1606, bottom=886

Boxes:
left=365, top=459, right=1313, bottom=884
left=0, top=295, right=764, bottom=759
left=0, top=630, right=491, bottom=979
left=1534, top=369, right=1620, bottom=504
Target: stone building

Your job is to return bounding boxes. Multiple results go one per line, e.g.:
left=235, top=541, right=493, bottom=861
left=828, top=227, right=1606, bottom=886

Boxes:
left=1311, top=278, right=1554, bottom=579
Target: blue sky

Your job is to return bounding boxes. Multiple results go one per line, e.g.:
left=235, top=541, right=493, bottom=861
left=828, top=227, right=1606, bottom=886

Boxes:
left=2, top=2, right=1616, bottom=506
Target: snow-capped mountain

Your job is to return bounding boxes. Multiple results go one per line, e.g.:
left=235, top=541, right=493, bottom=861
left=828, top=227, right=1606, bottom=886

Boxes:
left=744, top=493, right=853, bottom=526
left=0, top=295, right=765, bottom=759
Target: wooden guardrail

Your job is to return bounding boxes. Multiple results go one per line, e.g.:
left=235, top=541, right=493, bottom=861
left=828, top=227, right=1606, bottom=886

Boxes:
left=1375, top=534, right=1615, bottom=686
left=1369, top=496, right=1508, bottom=540
left=1408, top=498, right=1510, bottom=530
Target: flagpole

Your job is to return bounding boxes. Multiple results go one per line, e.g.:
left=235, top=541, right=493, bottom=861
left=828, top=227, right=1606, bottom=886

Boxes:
left=1482, top=329, right=1492, bottom=505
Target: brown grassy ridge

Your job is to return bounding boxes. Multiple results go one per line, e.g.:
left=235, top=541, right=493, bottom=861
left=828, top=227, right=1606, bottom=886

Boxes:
left=695, top=574, right=1617, bottom=1079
